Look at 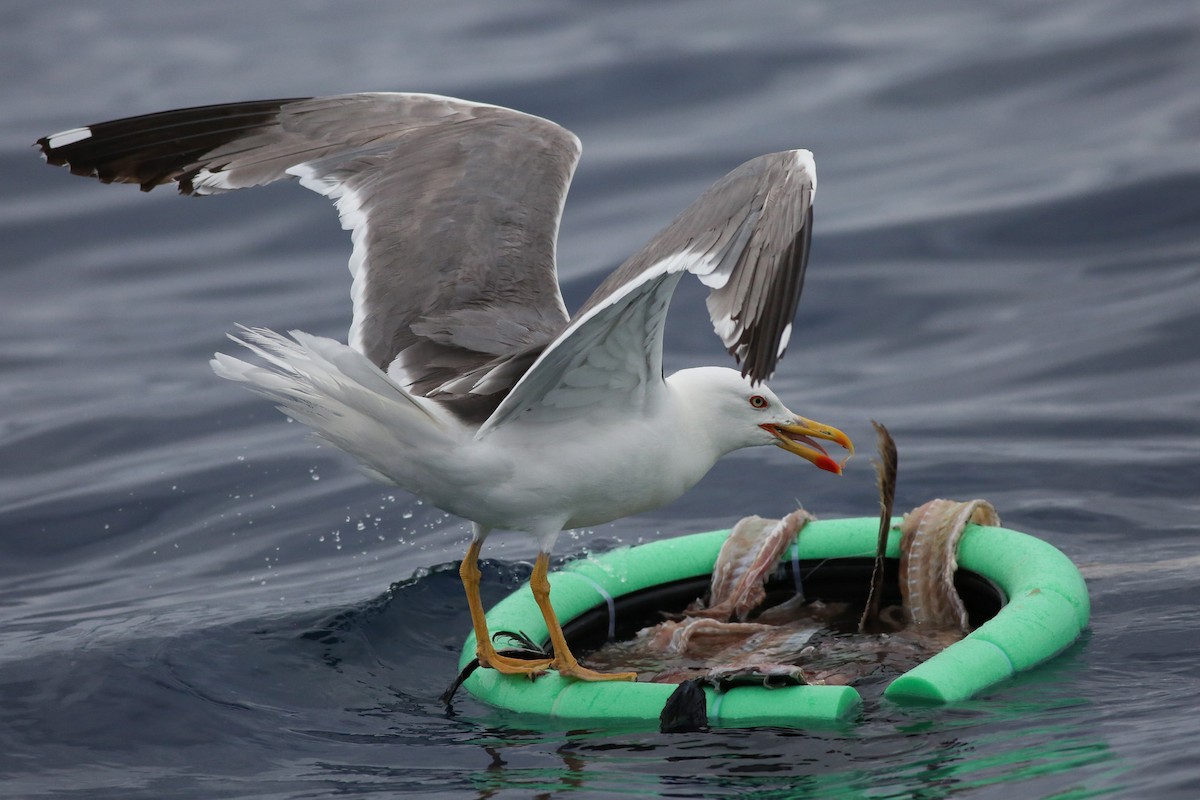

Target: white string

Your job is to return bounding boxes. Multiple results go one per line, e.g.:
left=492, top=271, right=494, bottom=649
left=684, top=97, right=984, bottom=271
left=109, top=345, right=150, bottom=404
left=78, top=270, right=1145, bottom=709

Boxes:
left=707, top=688, right=723, bottom=723
left=790, top=541, right=805, bottom=602
left=574, top=573, right=618, bottom=641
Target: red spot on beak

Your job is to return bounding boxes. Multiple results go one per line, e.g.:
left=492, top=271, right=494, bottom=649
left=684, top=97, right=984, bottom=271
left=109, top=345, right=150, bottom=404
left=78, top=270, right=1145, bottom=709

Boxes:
left=814, top=455, right=843, bottom=474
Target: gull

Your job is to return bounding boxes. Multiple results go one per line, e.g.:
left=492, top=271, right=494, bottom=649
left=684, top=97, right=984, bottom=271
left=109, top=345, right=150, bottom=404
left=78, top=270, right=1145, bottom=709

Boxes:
left=37, top=93, right=853, bottom=681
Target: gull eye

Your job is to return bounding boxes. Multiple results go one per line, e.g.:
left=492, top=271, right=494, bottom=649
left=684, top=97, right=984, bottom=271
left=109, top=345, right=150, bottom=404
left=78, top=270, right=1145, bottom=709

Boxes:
left=748, top=395, right=768, bottom=409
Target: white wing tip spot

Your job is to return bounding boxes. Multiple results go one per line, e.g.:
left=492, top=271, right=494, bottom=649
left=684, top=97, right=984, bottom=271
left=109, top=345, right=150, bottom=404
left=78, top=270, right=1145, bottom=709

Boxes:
left=285, top=163, right=330, bottom=192
left=191, top=168, right=237, bottom=193
left=792, top=149, right=817, bottom=196
left=45, top=126, right=92, bottom=149
left=713, top=313, right=736, bottom=342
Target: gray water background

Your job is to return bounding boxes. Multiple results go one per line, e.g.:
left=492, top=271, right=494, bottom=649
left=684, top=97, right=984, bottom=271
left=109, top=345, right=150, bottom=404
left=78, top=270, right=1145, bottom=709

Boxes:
left=2, top=1, right=1199, bottom=797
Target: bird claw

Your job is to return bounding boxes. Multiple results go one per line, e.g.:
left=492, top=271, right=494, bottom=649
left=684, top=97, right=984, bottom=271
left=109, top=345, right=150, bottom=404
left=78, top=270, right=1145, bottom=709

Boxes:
left=482, top=647, right=636, bottom=682
left=479, top=650, right=554, bottom=675
left=555, top=662, right=637, bottom=682
left=482, top=630, right=553, bottom=675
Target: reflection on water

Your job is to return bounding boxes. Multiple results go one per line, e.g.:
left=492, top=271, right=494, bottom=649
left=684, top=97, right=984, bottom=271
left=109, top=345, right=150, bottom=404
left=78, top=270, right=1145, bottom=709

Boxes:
left=460, top=691, right=1123, bottom=798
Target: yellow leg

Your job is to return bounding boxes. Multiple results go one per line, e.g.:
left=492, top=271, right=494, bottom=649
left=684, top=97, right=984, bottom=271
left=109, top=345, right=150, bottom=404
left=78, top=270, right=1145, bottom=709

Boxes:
left=461, top=538, right=552, bottom=674
left=531, top=552, right=637, bottom=682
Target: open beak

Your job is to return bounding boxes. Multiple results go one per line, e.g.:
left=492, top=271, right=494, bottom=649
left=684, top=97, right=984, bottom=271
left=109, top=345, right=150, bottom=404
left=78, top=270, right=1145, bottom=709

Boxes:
left=760, top=416, right=854, bottom=474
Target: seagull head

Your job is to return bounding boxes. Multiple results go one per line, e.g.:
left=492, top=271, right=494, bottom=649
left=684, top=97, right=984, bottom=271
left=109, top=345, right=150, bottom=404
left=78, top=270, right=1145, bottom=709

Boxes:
left=671, top=367, right=854, bottom=474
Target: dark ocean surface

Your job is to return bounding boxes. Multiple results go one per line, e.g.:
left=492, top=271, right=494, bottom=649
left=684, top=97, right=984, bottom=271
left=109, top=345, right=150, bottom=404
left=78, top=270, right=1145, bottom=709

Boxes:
left=3, top=1, right=1199, bottom=797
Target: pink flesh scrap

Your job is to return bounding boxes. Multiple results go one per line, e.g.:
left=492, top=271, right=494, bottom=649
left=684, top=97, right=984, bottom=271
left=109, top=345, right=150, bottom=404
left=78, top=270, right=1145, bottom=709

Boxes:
left=583, top=500, right=1000, bottom=685
left=688, top=509, right=813, bottom=621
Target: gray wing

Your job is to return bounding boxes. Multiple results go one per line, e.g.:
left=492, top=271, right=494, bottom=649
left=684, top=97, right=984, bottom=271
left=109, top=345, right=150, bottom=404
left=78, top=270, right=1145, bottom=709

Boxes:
left=478, top=150, right=816, bottom=435
left=578, top=150, right=816, bottom=383
left=37, top=93, right=578, bottom=423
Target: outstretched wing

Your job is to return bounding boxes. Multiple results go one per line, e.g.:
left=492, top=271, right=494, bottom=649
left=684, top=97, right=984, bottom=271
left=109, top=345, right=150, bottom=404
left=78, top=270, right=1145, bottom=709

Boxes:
left=37, top=93, right=579, bottom=423
left=581, top=149, right=816, bottom=382
left=478, top=150, right=816, bottom=435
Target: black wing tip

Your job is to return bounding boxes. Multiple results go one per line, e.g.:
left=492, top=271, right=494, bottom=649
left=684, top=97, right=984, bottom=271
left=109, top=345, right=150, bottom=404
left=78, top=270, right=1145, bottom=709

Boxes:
left=36, top=125, right=183, bottom=192
left=34, top=97, right=312, bottom=193
left=37, top=129, right=92, bottom=170
left=37, top=131, right=146, bottom=189
left=732, top=209, right=812, bottom=384
left=35, top=135, right=61, bottom=163
left=740, top=363, right=773, bottom=386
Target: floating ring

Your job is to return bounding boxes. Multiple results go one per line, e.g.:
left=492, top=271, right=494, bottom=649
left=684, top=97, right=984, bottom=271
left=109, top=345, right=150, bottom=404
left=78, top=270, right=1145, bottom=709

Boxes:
left=459, top=517, right=1089, bottom=727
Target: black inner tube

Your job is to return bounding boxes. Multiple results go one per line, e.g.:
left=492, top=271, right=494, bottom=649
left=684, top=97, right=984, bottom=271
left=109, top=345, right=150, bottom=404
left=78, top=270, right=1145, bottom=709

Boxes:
left=560, top=557, right=1006, bottom=654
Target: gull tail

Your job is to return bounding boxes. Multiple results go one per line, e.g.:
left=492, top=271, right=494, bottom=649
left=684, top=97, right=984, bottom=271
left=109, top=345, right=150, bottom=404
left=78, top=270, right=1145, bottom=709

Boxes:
left=212, top=326, right=463, bottom=485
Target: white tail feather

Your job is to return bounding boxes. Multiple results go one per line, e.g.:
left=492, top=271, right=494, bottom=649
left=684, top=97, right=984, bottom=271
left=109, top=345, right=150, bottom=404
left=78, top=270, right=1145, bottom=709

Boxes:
left=211, top=327, right=465, bottom=486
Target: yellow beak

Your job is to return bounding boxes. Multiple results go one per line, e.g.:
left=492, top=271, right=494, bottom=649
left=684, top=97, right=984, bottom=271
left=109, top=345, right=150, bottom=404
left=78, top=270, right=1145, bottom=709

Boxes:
left=760, top=416, right=854, bottom=474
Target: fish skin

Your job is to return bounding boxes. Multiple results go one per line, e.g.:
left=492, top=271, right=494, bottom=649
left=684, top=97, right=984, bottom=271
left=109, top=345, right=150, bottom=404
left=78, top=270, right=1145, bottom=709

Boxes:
left=860, top=421, right=899, bottom=632
left=584, top=500, right=998, bottom=684
left=899, top=499, right=999, bottom=632
left=687, top=509, right=812, bottom=621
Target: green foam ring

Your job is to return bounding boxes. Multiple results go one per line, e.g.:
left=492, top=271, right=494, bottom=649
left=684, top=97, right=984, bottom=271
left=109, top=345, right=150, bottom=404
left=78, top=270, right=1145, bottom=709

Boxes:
left=708, top=683, right=862, bottom=726
left=885, top=524, right=1089, bottom=701
left=885, top=637, right=1016, bottom=703
left=464, top=666, right=862, bottom=725
left=461, top=517, right=1090, bottom=724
